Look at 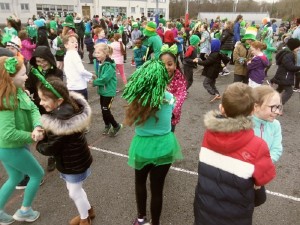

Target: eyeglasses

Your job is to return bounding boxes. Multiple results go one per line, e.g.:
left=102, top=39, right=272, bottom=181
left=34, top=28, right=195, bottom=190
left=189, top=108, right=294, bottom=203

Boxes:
left=268, top=105, right=283, bottom=113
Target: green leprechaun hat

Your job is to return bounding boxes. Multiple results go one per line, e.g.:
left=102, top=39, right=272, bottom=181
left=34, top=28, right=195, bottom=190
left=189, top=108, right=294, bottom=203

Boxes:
left=242, top=26, right=257, bottom=41
left=62, top=14, right=75, bottom=29
left=143, top=21, right=157, bottom=37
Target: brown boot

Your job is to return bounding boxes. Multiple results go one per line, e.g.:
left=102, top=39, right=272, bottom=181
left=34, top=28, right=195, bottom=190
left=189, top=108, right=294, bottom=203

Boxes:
left=79, top=217, right=91, bottom=225
left=69, top=207, right=95, bottom=225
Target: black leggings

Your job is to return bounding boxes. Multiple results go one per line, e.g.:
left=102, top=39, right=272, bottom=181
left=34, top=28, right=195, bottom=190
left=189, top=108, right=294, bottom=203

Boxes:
left=100, top=96, right=118, bottom=128
left=135, top=163, right=171, bottom=225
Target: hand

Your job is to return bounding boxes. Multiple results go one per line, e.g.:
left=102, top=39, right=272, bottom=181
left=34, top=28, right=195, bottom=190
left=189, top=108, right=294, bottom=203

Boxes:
left=142, top=56, right=146, bottom=61
left=32, top=127, right=44, bottom=142
left=254, top=185, right=261, bottom=190
left=92, top=74, right=97, bottom=80
left=193, top=58, right=199, bottom=63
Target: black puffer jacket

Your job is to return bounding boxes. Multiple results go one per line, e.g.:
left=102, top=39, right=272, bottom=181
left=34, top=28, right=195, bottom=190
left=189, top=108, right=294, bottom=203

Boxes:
left=25, top=46, right=63, bottom=114
left=197, top=52, right=230, bottom=79
left=271, top=48, right=300, bottom=86
left=220, top=29, right=234, bottom=51
left=36, top=92, right=93, bottom=174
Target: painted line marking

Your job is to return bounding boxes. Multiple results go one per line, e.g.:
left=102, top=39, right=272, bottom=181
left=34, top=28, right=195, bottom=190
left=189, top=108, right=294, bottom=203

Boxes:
left=89, top=146, right=300, bottom=202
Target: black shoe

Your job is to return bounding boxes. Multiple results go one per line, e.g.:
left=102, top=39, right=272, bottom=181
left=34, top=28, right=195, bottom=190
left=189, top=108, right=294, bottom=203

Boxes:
left=47, top=157, right=56, bottom=172
left=16, top=175, right=30, bottom=190
left=88, top=61, right=93, bottom=64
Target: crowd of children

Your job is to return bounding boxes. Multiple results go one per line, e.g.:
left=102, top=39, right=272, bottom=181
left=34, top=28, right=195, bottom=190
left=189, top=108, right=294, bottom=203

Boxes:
left=0, top=11, right=299, bottom=225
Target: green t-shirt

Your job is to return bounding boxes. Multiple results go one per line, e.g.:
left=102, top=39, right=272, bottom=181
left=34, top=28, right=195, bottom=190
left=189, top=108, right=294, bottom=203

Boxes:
left=49, top=20, right=57, bottom=31
left=26, top=25, right=37, bottom=38
left=159, top=18, right=166, bottom=26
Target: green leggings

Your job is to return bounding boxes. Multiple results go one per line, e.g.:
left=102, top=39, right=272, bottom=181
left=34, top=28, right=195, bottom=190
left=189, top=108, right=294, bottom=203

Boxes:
left=0, top=147, right=44, bottom=209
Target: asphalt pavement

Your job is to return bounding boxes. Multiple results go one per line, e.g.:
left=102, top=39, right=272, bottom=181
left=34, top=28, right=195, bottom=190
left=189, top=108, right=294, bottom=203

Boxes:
left=0, top=48, right=299, bottom=225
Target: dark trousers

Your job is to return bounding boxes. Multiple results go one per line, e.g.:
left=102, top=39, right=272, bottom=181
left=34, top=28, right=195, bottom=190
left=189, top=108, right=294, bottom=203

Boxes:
left=200, top=53, right=207, bottom=61
left=203, top=77, right=219, bottom=95
left=183, top=65, right=194, bottom=89
left=135, top=163, right=171, bottom=225
left=100, top=96, right=118, bottom=128
left=294, top=72, right=300, bottom=89
left=233, top=74, right=248, bottom=84
left=88, top=50, right=94, bottom=63
left=276, top=85, right=293, bottom=105
left=78, top=37, right=84, bottom=52
left=73, top=88, right=88, bottom=101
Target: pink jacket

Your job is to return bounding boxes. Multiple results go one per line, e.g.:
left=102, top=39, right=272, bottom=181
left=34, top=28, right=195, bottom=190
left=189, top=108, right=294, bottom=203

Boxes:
left=167, top=69, right=187, bottom=125
left=21, top=39, right=36, bottom=61
left=110, top=41, right=124, bottom=64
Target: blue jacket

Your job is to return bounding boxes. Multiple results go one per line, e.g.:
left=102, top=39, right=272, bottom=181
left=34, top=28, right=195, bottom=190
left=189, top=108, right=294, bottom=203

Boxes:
left=233, top=22, right=241, bottom=43
left=175, top=37, right=184, bottom=53
left=252, top=115, right=283, bottom=162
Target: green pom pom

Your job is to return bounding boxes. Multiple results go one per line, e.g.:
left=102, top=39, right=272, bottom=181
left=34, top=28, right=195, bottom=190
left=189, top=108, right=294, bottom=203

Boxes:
left=122, top=59, right=170, bottom=108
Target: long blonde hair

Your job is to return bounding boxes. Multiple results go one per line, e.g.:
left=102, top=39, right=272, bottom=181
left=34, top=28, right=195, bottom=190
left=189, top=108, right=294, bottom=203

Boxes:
left=0, top=56, right=24, bottom=110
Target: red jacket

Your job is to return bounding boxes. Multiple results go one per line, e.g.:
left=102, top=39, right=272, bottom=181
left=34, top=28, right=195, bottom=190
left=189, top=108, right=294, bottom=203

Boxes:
left=164, top=30, right=175, bottom=44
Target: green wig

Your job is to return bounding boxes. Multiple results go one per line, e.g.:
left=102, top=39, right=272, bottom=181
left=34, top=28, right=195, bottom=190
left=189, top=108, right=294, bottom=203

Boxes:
left=122, top=59, right=170, bottom=108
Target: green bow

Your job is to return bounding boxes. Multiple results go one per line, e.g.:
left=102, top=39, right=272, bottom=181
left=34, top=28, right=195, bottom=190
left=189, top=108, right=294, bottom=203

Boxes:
left=4, top=57, right=18, bottom=75
left=160, top=44, right=178, bottom=56
left=31, top=68, right=63, bottom=99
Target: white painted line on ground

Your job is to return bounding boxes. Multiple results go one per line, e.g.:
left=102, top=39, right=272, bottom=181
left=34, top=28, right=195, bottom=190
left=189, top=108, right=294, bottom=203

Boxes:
left=89, top=146, right=300, bottom=202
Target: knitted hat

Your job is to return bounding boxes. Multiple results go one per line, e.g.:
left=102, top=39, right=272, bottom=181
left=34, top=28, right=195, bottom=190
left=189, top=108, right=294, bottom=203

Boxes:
left=34, top=19, right=45, bottom=28
left=242, top=27, right=257, bottom=41
left=262, top=17, right=270, bottom=25
left=2, top=34, right=21, bottom=52
left=189, top=35, right=200, bottom=46
left=62, top=15, right=75, bottom=29
left=132, top=22, right=138, bottom=28
left=143, top=21, right=157, bottom=37
left=240, top=20, right=246, bottom=27
left=211, top=39, right=221, bottom=52
left=287, top=38, right=300, bottom=51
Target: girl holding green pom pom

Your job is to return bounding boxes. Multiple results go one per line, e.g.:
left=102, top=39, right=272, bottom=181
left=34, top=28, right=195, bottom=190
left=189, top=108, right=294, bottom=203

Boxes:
left=123, top=60, right=183, bottom=225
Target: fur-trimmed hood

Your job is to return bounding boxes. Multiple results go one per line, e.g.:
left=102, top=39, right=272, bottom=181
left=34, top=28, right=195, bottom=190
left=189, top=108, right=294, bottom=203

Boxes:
left=41, top=92, right=92, bottom=135
left=203, top=110, right=255, bottom=154
left=204, top=110, right=253, bottom=132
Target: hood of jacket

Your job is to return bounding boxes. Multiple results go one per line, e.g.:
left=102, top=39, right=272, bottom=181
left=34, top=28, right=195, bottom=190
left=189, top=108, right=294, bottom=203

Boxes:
left=30, top=46, right=57, bottom=67
left=275, top=48, right=291, bottom=65
left=41, top=92, right=92, bottom=136
left=203, top=110, right=254, bottom=154
left=257, top=55, right=269, bottom=67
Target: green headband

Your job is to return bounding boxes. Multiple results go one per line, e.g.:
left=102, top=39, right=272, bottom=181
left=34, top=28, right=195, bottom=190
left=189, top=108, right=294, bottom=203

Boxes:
left=122, top=59, right=170, bottom=108
left=31, top=68, right=63, bottom=99
left=4, top=57, right=18, bottom=75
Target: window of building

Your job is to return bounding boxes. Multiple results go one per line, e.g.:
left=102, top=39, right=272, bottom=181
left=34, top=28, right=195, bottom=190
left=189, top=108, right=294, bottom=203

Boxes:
left=102, top=7, right=127, bottom=17
left=36, top=4, right=75, bottom=19
left=20, top=3, right=29, bottom=11
left=0, top=3, right=10, bottom=11
left=147, top=8, right=166, bottom=18
left=131, top=7, right=135, bottom=14
left=140, top=7, right=144, bottom=13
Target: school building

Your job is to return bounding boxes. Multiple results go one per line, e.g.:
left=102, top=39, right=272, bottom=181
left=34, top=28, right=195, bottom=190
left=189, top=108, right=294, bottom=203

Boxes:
left=0, top=0, right=170, bottom=24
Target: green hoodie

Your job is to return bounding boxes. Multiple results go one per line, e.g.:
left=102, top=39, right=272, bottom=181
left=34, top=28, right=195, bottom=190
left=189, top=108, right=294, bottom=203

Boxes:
left=93, top=58, right=117, bottom=97
left=0, top=88, right=41, bottom=148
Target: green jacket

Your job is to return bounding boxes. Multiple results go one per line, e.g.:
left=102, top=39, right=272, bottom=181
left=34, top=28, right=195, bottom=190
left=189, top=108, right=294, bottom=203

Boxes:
left=0, top=88, right=41, bottom=148
left=93, top=58, right=117, bottom=97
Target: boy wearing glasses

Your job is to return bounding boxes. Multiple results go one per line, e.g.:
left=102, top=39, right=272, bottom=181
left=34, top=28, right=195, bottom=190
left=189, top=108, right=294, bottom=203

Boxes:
left=194, top=82, right=276, bottom=225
